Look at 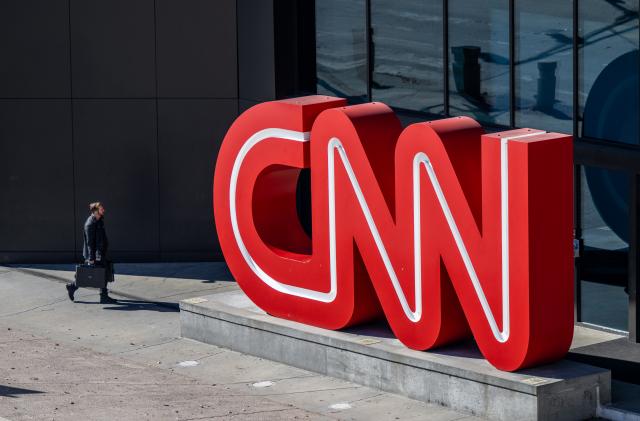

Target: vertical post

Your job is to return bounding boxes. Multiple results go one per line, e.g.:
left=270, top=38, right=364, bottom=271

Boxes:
left=629, top=173, right=640, bottom=342
left=573, top=0, right=579, bottom=138
left=305, top=0, right=317, bottom=96
left=365, top=0, right=372, bottom=102
left=509, top=0, right=515, bottom=128
left=443, top=0, right=449, bottom=116
left=632, top=0, right=640, bottom=343
left=574, top=165, right=582, bottom=322
left=572, top=0, right=581, bottom=323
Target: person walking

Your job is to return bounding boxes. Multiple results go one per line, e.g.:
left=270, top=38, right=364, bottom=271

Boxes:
left=66, top=202, right=116, bottom=303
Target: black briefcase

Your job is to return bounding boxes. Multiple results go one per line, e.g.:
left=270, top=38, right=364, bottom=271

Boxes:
left=75, top=264, right=108, bottom=288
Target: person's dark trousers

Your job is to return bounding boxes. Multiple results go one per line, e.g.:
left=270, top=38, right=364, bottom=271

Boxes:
left=66, top=282, right=78, bottom=301
left=97, top=260, right=116, bottom=303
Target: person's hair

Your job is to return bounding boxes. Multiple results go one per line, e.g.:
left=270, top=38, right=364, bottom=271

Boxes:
left=89, top=202, right=102, bottom=214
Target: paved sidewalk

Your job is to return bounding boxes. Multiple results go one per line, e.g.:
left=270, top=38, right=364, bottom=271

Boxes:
left=0, top=327, right=321, bottom=421
left=3, top=262, right=239, bottom=307
left=0, top=265, right=481, bottom=421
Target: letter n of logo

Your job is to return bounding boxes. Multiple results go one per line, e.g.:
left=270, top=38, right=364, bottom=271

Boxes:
left=213, top=95, right=574, bottom=371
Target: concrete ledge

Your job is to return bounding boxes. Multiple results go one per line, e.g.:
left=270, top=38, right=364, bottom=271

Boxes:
left=180, top=290, right=611, bottom=421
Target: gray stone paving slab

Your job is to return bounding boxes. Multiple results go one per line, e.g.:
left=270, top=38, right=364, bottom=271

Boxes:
left=0, top=265, right=478, bottom=420
left=0, top=328, right=323, bottom=421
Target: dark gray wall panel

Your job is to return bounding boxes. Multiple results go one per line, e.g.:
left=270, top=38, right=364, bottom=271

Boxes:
left=160, top=250, right=224, bottom=262
left=237, top=0, right=276, bottom=102
left=156, top=0, right=237, bottom=98
left=0, top=252, right=76, bottom=264
left=70, top=0, right=156, bottom=98
left=73, top=100, right=159, bottom=256
left=0, top=101, right=74, bottom=256
left=0, top=1, right=71, bottom=98
left=238, top=99, right=260, bottom=114
left=157, top=99, right=237, bottom=257
left=0, top=0, right=245, bottom=263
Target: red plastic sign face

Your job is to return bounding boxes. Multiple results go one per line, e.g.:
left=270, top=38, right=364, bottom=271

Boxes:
left=213, top=95, right=574, bottom=371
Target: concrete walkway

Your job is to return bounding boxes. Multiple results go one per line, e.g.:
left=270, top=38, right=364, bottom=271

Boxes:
left=4, top=262, right=239, bottom=307
left=0, top=264, right=481, bottom=421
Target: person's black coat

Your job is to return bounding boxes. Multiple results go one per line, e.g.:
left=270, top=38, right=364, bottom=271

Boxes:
left=83, top=214, right=108, bottom=262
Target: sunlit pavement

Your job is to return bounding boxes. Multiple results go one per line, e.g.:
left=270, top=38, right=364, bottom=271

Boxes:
left=0, top=265, right=481, bottom=421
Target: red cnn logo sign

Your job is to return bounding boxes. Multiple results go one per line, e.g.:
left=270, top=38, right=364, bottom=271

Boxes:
left=213, top=96, right=574, bottom=371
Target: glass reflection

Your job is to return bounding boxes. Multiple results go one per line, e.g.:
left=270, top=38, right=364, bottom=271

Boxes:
left=448, top=0, right=510, bottom=126
left=315, top=0, right=368, bottom=103
left=580, top=0, right=639, bottom=144
left=370, top=0, right=443, bottom=114
left=580, top=166, right=629, bottom=332
left=515, top=0, right=573, bottom=133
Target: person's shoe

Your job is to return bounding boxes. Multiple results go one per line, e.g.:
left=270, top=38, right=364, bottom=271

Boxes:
left=99, top=293, right=117, bottom=304
left=65, top=283, right=77, bottom=302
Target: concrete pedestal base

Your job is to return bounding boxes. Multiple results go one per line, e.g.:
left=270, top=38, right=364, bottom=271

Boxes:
left=180, top=290, right=611, bottom=421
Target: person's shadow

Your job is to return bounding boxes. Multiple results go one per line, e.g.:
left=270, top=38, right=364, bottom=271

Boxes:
left=0, top=385, right=44, bottom=397
left=72, top=299, right=177, bottom=313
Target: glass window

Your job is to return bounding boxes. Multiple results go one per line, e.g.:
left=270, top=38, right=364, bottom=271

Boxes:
left=448, top=0, right=510, bottom=126
left=315, top=0, right=368, bottom=103
left=515, top=0, right=573, bottom=133
left=579, top=166, right=630, bottom=332
left=370, top=0, right=443, bottom=114
left=579, top=0, right=639, bottom=144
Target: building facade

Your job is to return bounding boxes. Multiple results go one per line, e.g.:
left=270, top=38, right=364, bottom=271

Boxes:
left=0, top=0, right=312, bottom=263
left=314, top=0, right=640, bottom=343
left=1, top=1, right=638, bottom=361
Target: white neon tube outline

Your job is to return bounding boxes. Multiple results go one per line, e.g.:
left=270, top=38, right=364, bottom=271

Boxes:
left=229, top=128, right=337, bottom=302
left=229, top=127, right=544, bottom=342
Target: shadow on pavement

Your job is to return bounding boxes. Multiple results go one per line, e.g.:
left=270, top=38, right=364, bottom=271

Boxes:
left=6, top=262, right=235, bottom=284
left=429, top=340, right=484, bottom=360
left=343, top=320, right=486, bottom=360
left=73, top=299, right=178, bottom=313
left=342, top=320, right=396, bottom=339
left=0, top=385, right=44, bottom=398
